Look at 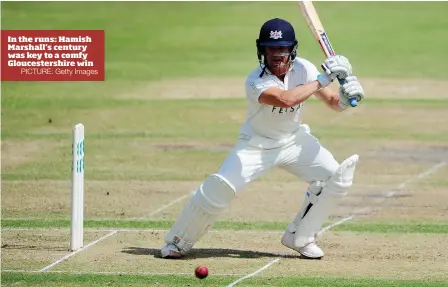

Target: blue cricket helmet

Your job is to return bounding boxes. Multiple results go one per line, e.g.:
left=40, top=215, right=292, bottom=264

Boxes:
left=256, top=18, right=298, bottom=63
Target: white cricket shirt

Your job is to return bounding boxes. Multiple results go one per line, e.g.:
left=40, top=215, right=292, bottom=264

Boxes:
left=240, top=57, right=320, bottom=148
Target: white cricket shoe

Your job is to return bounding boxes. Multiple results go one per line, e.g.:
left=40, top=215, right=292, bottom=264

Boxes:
left=160, top=243, right=182, bottom=259
left=281, top=231, right=324, bottom=259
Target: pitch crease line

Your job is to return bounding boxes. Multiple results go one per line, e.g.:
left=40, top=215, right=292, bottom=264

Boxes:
left=39, top=230, right=118, bottom=272
left=226, top=258, right=280, bottom=287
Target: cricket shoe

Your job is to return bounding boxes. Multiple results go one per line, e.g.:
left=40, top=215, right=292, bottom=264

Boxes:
left=281, top=230, right=324, bottom=259
left=160, top=243, right=182, bottom=259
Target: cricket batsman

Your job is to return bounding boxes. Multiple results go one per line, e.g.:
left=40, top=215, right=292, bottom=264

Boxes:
left=161, top=18, right=365, bottom=259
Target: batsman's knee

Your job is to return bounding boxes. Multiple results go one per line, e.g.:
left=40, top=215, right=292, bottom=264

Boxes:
left=304, top=153, right=359, bottom=201
left=192, top=174, right=236, bottom=214
left=323, top=154, right=359, bottom=196
left=290, top=154, right=360, bottom=246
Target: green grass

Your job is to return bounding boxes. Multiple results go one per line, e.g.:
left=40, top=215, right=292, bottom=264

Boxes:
left=3, top=97, right=448, bottom=141
left=2, top=1, right=448, bottom=106
left=2, top=272, right=447, bottom=287
left=2, top=97, right=447, bottom=181
left=3, top=97, right=448, bottom=110
left=2, top=219, right=448, bottom=234
left=2, top=1, right=447, bottom=80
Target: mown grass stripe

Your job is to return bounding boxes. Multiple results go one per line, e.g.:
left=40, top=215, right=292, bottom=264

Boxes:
left=2, top=272, right=447, bottom=287
left=2, top=130, right=447, bottom=143
left=2, top=219, right=447, bottom=234
left=0, top=272, right=234, bottom=286
left=3, top=97, right=448, bottom=110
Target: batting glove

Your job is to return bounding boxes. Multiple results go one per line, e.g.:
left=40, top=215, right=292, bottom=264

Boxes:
left=339, top=76, right=365, bottom=109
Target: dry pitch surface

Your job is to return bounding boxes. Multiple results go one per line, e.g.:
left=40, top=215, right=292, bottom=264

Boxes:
left=2, top=78, right=448, bottom=285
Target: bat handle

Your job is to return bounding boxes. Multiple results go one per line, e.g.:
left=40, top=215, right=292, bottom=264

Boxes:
left=337, top=77, right=358, bottom=107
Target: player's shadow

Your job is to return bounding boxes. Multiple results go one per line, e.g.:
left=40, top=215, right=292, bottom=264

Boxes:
left=121, top=247, right=302, bottom=259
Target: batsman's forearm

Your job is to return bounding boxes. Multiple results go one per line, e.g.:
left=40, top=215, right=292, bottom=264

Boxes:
left=330, top=95, right=345, bottom=112
left=279, top=80, right=321, bottom=107
left=316, top=87, right=345, bottom=112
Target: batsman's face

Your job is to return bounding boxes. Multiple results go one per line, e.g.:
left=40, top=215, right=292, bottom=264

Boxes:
left=265, top=46, right=291, bottom=77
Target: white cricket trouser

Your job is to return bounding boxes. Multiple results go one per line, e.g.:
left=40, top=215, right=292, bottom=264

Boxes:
left=216, top=130, right=339, bottom=191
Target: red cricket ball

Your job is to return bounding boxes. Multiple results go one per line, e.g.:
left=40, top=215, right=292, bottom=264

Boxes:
left=195, top=265, right=208, bottom=279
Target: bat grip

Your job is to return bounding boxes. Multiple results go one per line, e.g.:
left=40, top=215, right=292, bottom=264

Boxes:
left=338, top=77, right=357, bottom=107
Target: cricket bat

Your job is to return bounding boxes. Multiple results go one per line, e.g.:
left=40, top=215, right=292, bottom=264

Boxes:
left=298, top=1, right=358, bottom=107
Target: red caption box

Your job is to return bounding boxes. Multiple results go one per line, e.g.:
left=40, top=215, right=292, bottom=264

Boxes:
left=1, top=30, right=105, bottom=81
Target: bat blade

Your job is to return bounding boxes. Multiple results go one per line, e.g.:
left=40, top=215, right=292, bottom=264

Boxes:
left=298, top=1, right=358, bottom=107
left=298, top=1, right=335, bottom=58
